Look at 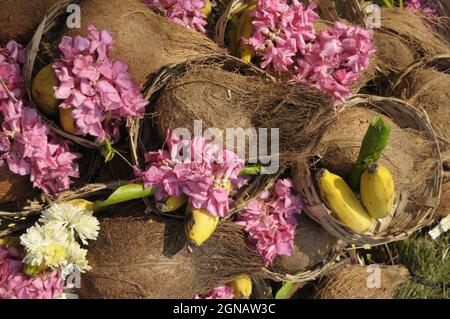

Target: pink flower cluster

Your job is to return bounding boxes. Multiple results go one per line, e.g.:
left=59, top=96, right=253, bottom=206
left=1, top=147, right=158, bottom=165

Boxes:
left=195, top=284, right=234, bottom=299
left=404, top=0, right=438, bottom=26
left=143, top=0, right=208, bottom=33
left=53, top=26, right=148, bottom=144
left=244, top=0, right=375, bottom=101
left=136, top=132, right=245, bottom=217
left=0, top=247, right=63, bottom=299
left=293, top=22, right=376, bottom=101
left=0, top=41, right=80, bottom=194
left=237, top=179, right=303, bottom=266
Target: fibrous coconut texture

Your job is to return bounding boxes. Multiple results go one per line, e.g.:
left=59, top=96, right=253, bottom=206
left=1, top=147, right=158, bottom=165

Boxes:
left=0, top=0, right=59, bottom=45
left=0, top=166, right=35, bottom=205
left=369, top=8, right=449, bottom=89
left=316, top=107, right=435, bottom=193
left=271, top=214, right=342, bottom=275
left=61, top=0, right=225, bottom=84
left=78, top=204, right=263, bottom=299
left=394, top=68, right=450, bottom=150
left=154, top=63, right=334, bottom=163
left=313, top=264, right=410, bottom=299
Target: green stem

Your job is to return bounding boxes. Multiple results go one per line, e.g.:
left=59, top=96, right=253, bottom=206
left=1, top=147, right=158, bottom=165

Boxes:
left=275, top=282, right=295, bottom=299
left=239, top=164, right=262, bottom=176
left=399, top=0, right=404, bottom=8
left=348, top=116, right=391, bottom=191
left=93, top=184, right=156, bottom=211
left=383, top=0, right=394, bottom=8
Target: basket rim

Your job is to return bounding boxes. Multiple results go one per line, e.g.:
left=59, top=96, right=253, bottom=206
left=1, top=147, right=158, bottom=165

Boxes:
left=295, top=94, right=443, bottom=246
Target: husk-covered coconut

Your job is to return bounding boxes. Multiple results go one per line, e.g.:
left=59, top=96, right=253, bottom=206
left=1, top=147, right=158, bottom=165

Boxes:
left=393, top=67, right=450, bottom=149
left=151, top=56, right=334, bottom=163
left=271, top=214, right=342, bottom=275
left=0, top=166, right=35, bottom=205
left=436, top=175, right=450, bottom=218
left=61, top=0, right=225, bottom=84
left=313, top=264, right=410, bottom=299
left=78, top=204, right=264, bottom=299
left=0, top=0, right=58, bottom=45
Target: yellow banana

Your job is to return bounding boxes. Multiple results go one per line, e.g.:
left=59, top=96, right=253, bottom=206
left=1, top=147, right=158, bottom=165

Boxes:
left=185, top=206, right=219, bottom=246
left=201, top=0, right=212, bottom=16
left=157, top=195, right=188, bottom=212
left=32, top=64, right=59, bottom=118
left=60, top=107, right=77, bottom=134
left=236, top=5, right=256, bottom=62
left=360, top=163, right=395, bottom=219
left=230, top=275, right=252, bottom=299
left=317, top=169, right=374, bottom=233
left=65, top=199, right=95, bottom=211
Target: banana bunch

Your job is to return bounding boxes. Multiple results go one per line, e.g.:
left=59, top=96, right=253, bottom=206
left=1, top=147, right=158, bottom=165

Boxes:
left=317, top=164, right=395, bottom=233
left=226, top=1, right=257, bottom=62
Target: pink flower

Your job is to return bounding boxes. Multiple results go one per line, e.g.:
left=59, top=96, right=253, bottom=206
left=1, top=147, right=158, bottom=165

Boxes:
left=195, top=284, right=234, bottom=299
left=143, top=0, right=208, bottom=33
left=0, top=247, right=64, bottom=299
left=136, top=131, right=245, bottom=217
left=0, top=41, right=80, bottom=195
left=237, top=179, right=303, bottom=266
left=53, top=26, right=147, bottom=144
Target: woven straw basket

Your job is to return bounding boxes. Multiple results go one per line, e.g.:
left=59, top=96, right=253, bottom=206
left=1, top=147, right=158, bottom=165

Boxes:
left=294, top=94, right=443, bottom=246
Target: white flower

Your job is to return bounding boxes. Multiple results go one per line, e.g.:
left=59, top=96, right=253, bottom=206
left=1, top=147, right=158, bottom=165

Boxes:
left=66, top=241, right=91, bottom=273
left=39, top=203, right=100, bottom=245
left=20, top=221, right=70, bottom=268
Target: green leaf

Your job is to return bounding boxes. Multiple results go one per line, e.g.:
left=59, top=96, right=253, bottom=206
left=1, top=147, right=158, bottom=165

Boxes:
left=239, top=164, right=262, bottom=176
left=94, top=184, right=156, bottom=210
left=275, top=282, right=294, bottom=299
left=100, top=139, right=116, bottom=163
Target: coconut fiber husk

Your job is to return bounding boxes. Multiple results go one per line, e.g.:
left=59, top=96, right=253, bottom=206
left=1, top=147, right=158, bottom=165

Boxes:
left=391, top=55, right=450, bottom=150
left=0, top=166, right=36, bottom=205
left=0, top=0, right=59, bottom=46
left=313, top=264, right=410, bottom=299
left=63, top=0, right=225, bottom=84
left=436, top=172, right=450, bottom=218
left=294, top=95, right=442, bottom=246
left=78, top=203, right=264, bottom=299
left=266, top=213, right=343, bottom=283
left=144, top=55, right=334, bottom=163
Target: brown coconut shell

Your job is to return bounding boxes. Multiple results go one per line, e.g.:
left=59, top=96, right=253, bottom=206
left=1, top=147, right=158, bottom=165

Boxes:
left=78, top=204, right=264, bottom=299
left=0, top=166, right=35, bottom=205
left=436, top=177, right=450, bottom=218
left=0, top=0, right=58, bottom=45
left=313, top=264, right=410, bottom=299
left=152, top=57, right=335, bottom=162
left=315, top=106, right=435, bottom=194
left=62, top=0, right=225, bottom=84
left=271, top=214, right=342, bottom=275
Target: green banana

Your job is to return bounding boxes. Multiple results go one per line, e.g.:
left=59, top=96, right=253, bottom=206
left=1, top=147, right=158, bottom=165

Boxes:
left=360, top=163, right=395, bottom=219
left=317, top=169, right=374, bottom=233
left=349, top=116, right=391, bottom=191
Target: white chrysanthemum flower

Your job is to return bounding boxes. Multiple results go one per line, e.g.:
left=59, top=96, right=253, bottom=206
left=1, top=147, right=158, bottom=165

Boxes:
left=39, top=203, right=100, bottom=245
left=20, top=221, right=70, bottom=268
left=66, top=241, right=91, bottom=273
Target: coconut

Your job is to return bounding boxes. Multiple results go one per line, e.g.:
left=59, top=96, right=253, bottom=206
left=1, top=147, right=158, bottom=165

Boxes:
left=315, top=106, right=435, bottom=194
left=271, top=214, right=342, bottom=275
left=78, top=204, right=263, bottom=299
left=0, top=166, right=35, bottom=205
left=62, top=0, right=225, bottom=84
left=313, top=264, right=410, bottom=299
left=396, top=68, right=450, bottom=148
left=154, top=63, right=334, bottom=162
left=0, top=0, right=58, bottom=45
left=436, top=177, right=450, bottom=218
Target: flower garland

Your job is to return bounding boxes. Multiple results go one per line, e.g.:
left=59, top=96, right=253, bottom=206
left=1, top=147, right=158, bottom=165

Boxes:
left=136, top=132, right=245, bottom=217
left=244, top=0, right=376, bottom=101
left=143, top=0, right=209, bottom=33
left=195, top=284, right=234, bottom=299
left=237, top=179, right=303, bottom=266
left=53, top=26, right=148, bottom=144
left=0, top=41, right=80, bottom=195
